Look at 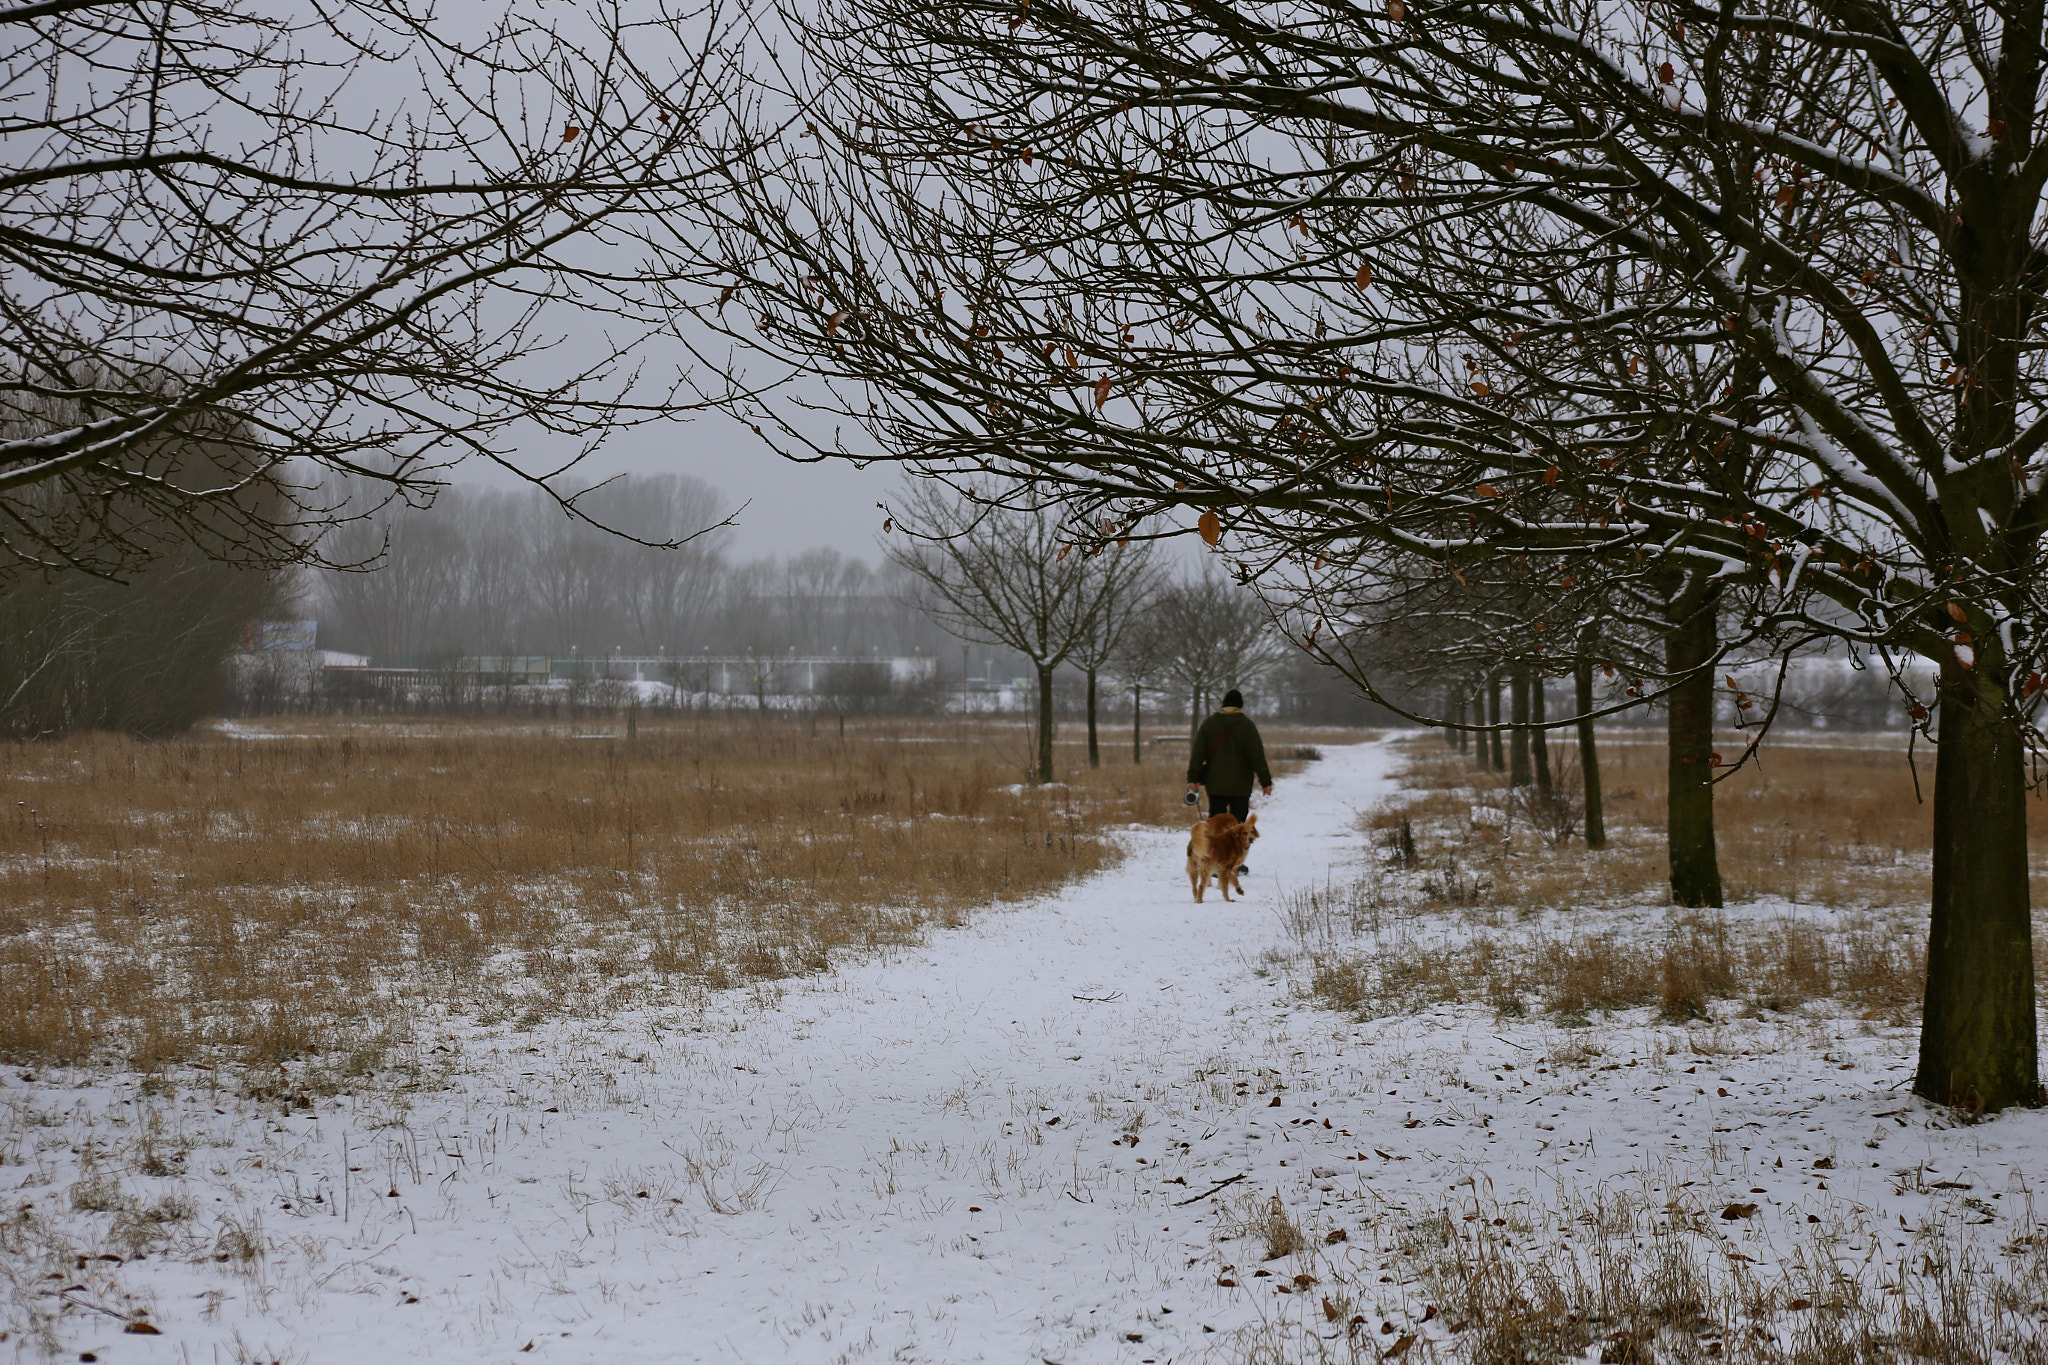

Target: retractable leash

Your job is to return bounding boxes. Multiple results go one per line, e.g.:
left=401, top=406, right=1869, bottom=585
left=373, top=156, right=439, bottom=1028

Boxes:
left=1184, top=721, right=1239, bottom=805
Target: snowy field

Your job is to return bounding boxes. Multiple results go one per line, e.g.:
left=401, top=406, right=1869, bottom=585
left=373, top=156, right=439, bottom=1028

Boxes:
left=5, top=738, right=2047, bottom=1363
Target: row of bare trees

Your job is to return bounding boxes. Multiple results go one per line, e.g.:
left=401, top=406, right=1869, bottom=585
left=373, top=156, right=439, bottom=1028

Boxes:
left=320, top=475, right=742, bottom=660
left=6, top=1, right=2039, bottom=1107
left=886, top=486, right=1288, bottom=780
left=664, top=0, right=2046, bottom=1110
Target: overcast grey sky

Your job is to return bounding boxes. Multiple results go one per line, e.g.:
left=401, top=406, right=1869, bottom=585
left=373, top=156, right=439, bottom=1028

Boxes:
left=466, top=406, right=907, bottom=563
left=467, top=402, right=1221, bottom=571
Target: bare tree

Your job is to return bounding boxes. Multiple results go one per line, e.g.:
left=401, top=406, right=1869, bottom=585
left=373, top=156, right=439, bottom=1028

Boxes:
left=717, top=559, right=795, bottom=711
left=1146, top=563, right=1291, bottom=736
left=1065, top=538, right=1161, bottom=767
left=885, top=484, right=1130, bottom=782
left=582, top=476, right=730, bottom=654
left=0, top=1, right=739, bottom=578
left=319, top=507, right=467, bottom=661
left=1112, top=604, right=1176, bottom=765
left=453, top=490, right=545, bottom=660
left=682, top=0, right=2048, bottom=1109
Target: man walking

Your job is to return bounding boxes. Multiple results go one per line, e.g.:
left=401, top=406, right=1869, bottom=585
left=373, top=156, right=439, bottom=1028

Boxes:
left=1187, top=688, right=1273, bottom=841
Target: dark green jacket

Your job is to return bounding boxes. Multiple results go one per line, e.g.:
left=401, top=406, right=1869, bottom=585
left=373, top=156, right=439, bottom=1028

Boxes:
left=1187, top=708, right=1271, bottom=795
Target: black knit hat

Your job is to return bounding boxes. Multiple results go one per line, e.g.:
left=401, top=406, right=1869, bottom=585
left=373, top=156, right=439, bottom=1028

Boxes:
left=1222, top=688, right=1244, bottom=708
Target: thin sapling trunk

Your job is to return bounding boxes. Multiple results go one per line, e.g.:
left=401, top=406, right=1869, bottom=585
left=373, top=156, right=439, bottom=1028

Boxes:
left=1035, top=662, right=1055, bottom=784
left=1576, top=657, right=1606, bottom=850
left=1132, top=681, right=1142, bottom=764
left=1086, top=667, right=1100, bottom=768
left=1487, top=676, right=1504, bottom=772
left=1509, top=669, right=1531, bottom=787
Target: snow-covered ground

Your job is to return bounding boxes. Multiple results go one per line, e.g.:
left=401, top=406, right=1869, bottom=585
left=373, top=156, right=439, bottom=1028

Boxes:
left=6, top=739, right=2046, bottom=1362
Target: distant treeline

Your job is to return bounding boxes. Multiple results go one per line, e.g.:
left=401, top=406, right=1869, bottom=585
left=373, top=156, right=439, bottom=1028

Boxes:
left=315, top=475, right=952, bottom=664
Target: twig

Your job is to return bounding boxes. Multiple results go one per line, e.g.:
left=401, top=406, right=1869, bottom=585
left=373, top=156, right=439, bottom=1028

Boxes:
left=1072, top=992, right=1124, bottom=1003
left=53, top=1289, right=131, bottom=1322
left=1175, top=1172, right=1247, bottom=1206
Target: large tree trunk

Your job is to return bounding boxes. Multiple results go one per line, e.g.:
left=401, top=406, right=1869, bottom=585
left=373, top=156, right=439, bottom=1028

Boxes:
left=1487, top=675, right=1504, bottom=772
left=1916, top=670, right=2039, bottom=1111
left=1665, top=598, right=1722, bottom=908
left=1531, top=674, right=1552, bottom=795
left=1086, top=667, right=1100, bottom=768
left=1132, top=681, right=1142, bottom=764
left=1035, top=662, right=1055, bottom=783
left=1444, top=685, right=1458, bottom=747
left=1509, top=669, right=1531, bottom=787
left=1575, top=657, right=1606, bottom=850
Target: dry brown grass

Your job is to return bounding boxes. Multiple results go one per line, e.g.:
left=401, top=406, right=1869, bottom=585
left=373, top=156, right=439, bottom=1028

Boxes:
left=1388, top=1189, right=2048, bottom=1365
left=1292, top=896, right=1924, bottom=1028
left=1394, top=731, right=2048, bottom=910
left=1223, top=1181, right=2048, bottom=1365
left=1284, top=731, right=2038, bottom=1028
left=0, top=714, right=1336, bottom=1091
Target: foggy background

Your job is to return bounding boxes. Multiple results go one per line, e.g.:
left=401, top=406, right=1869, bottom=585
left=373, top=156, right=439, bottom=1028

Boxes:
left=482, top=410, right=906, bottom=562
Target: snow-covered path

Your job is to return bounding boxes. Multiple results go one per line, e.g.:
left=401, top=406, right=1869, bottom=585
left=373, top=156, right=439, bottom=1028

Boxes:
left=15, top=738, right=2048, bottom=1363
left=406, top=738, right=1395, bottom=1363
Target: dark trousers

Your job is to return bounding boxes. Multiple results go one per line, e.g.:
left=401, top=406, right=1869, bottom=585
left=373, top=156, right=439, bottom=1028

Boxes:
left=1209, top=794, right=1250, bottom=822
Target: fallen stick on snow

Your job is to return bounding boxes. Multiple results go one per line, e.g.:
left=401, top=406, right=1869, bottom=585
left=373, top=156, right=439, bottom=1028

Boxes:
left=1174, top=1173, right=1247, bottom=1206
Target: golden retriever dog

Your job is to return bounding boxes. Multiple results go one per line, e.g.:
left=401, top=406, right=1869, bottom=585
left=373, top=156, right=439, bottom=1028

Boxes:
left=1187, top=812, right=1259, bottom=903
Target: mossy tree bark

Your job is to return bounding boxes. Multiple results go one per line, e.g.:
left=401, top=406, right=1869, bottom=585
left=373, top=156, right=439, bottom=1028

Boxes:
left=1665, top=591, right=1722, bottom=908
left=1915, top=662, right=2040, bottom=1111
left=1575, top=657, right=1606, bottom=850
